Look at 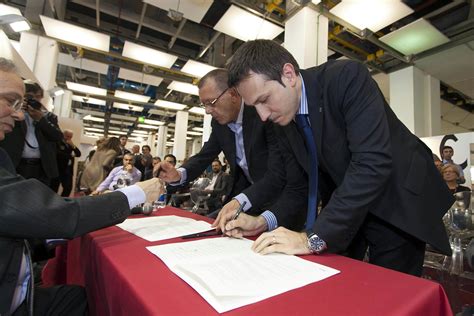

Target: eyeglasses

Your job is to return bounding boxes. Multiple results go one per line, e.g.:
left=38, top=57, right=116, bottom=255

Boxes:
left=0, top=95, right=24, bottom=112
left=199, top=88, right=228, bottom=108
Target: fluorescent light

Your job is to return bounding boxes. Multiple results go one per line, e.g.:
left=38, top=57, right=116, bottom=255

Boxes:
left=181, top=60, right=217, bottom=78
left=66, top=82, right=107, bottom=96
left=214, top=5, right=284, bottom=42
left=122, top=41, right=177, bottom=69
left=9, top=20, right=30, bottom=32
left=379, top=19, right=450, bottom=55
left=108, top=130, right=127, bottom=135
left=114, top=90, right=150, bottom=103
left=138, top=124, right=159, bottom=129
left=192, top=127, right=204, bottom=132
left=166, top=142, right=174, bottom=146
left=83, top=115, right=105, bottom=122
left=40, top=15, right=110, bottom=52
left=167, top=81, right=199, bottom=96
left=84, top=127, right=104, bottom=132
left=154, top=99, right=187, bottom=111
left=0, top=4, right=22, bottom=16
left=187, top=131, right=202, bottom=136
left=189, top=107, right=206, bottom=115
left=132, top=130, right=149, bottom=135
left=143, top=0, right=213, bottom=23
left=113, top=102, right=144, bottom=112
left=58, top=53, right=109, bottom=75
left=144, top=119, right=164, bottom=126
left=72, top=95, right=106, bottom=106
left=49, top=87, right=64, bottom=97
left=118, top=68, right=163, bottom=87
left=329, top=0, right=413, bottom=32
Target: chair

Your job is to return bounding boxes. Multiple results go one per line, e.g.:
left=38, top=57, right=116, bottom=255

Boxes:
left=189, top=177, right=212, bottom=214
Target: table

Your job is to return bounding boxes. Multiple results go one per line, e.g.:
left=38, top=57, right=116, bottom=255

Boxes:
left=44, top=207, right=453, bottom=316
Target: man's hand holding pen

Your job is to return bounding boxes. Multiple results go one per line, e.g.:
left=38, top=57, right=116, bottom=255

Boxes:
left=212, top=200, right=268, bottom=238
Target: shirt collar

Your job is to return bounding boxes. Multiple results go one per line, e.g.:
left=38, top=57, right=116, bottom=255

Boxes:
left=227, top=98, right=244, bottom=130
left=296, top=74, right=308, bottom=116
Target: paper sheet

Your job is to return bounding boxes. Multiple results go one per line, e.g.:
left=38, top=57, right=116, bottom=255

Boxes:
left=147, top=237, right=340, bottom=313
left=117, top=215, right=212, bottom=241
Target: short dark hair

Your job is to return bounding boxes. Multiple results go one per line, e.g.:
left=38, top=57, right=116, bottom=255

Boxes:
left=119, top=135, right=128, bottom=140
left=24, top=80, right=44, bottom=98
left=142, top=145, right=151, bottom=151
left=164, top=154, right=176, bottom=165
left=198, top=68, right=229, bottom=92
left=227, top=39, right=300, bottom=87
left=123, top=153, right=134, bottom=159
left=442, top=146, right=453, bottom=151
left=212, top=159, right=222, bottom=166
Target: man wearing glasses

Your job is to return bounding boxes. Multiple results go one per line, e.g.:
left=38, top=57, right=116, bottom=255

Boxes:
left=158, top=68, right=307, bottom=232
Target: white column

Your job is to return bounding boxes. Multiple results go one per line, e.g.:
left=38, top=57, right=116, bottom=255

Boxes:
left=53, top=89, right=73, bottom=118
left=147, top=132, right=156, bottom=154
left=202, top=114, right=212, bottom=143
left=173, top=111, right=189, bottom=162
left=191, top=138, right=202, bottom=155
left=389, top=66, right=441, bottom=137
left=19, top=33, right=59, bottom=111
left=285, top=6, right=328, bottom=68
left=156, top=125, right=168, bottom=158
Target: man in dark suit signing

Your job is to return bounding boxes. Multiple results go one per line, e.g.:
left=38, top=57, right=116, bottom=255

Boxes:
left=223, top=39, right=453, bottom=276
left=158, top=68, right=307, bottom=232
left=0, top=58, right=163, bottom=315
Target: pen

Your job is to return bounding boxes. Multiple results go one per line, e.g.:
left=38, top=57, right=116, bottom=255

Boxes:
left=231, top=201, right=247, bottom=221
left=181, top=230, right=222, bottom=239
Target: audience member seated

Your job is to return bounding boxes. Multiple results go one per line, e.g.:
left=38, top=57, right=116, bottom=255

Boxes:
left=80, top=137, right=121, bottom=193
left=91, top=153, right=141, bottom=195
left=193, top=159, right=232, bottom=213
left=441, top=145, right=465, bottom=184
left=442, top=164, right=471, bottom=194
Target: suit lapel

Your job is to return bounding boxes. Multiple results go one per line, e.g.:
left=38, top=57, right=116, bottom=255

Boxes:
left=301, top=69, right=324, bottom=166
left=242, top=105, right=255, bottom=167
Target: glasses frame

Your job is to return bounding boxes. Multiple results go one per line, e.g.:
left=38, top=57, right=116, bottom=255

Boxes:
left=199, top=88, right=229, bottom=108
left=0, top=95, right=24, bottom=112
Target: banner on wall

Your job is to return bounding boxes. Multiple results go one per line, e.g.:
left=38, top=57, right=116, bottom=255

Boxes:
left=420, top=132, right=473, bottom=188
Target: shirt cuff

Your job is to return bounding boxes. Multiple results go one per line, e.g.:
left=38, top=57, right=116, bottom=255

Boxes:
left=170, top=168, right=187, bottom=186
left=117, top=185, right=146, bottom=209
left=233, top=194, right=252, bottom=211
left=261, top=210, right=278, bottom=231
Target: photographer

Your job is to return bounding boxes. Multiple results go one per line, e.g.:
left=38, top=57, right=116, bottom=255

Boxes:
left=0, top=80, right=62, bottom=186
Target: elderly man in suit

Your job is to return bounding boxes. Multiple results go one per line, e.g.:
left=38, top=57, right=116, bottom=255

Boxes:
left=158, top=68, right=307, bottom=232
left=0, top=81, right=63, bottom=186
left=0, top=58, right=163, bottom=316
left=224, top=39, right=453, bottom=276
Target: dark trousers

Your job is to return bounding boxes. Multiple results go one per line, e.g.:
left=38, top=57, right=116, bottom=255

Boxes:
left=12, top=285, right=87, bottom=316
left=50, top=169, right=73, bottom=197
left=17, top=159, right=50, bottom=186
left=345, top=213, right=426, bottom=276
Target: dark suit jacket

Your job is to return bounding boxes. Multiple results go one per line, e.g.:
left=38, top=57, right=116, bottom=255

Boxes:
left=0, top=148, right=131, bottom=314
left=208, top=171, right=233, bottom=203
left=276, top=60, right=453, bottom=255
left=0, top=112, right=63, bottom=179
left=56, top=140, right=82, bottom=174
left=182, top=106, right=307, bottom=230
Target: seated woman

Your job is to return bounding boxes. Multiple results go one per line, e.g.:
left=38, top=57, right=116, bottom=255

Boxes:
left=442, top=164, right=471, bottom=194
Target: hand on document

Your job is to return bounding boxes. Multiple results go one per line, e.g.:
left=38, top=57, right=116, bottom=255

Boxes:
left=212, top=199, right=267, bottom=237
left=252, top=227, right=311, bottom=255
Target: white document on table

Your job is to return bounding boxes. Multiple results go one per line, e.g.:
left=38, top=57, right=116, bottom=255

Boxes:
left=146, top=237, right=340, bottom=313
left=116, top=215, right=212, bottom=242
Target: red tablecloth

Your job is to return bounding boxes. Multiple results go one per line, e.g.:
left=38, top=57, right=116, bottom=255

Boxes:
left=44, top=207, right=452, bottom=316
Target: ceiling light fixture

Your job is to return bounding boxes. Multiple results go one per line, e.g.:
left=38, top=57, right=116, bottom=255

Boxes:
left=188, top=107, right=206, bottom=115
left=66, top=82, right=107, bottom=96
left=114, top=90, right=150, bottom=103
left=113, top=102, right=144, bottom=112
left=122, top=41, right=178, bottom=69
left=72, top=95, right=106, bottom=106
left=181, top=60, right=217, bottom=78
left=167, top=81, right=199, bottom=96
left=154, top=99, right=187, bottom=111
left=0, top=14, right=31, bottom=33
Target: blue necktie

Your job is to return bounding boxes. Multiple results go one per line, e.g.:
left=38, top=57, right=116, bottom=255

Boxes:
left=295, top=114, right=318, bottom=230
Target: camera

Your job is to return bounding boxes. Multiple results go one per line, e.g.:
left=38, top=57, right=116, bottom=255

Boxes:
left=25, top=96, right=43, bottom=110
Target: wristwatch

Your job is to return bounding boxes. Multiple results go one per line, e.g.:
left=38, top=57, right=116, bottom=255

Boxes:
left=307, top=233, right=327, bottom=254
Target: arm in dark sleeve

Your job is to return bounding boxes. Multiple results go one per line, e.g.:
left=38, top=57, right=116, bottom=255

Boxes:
left=73, top=146, right=81, bottom=158
left=36, top=112, right=63, bottom=142
left=269, top=131, right=308, bottom=231
left=240, top=122, right=287, bottom=209
left=181, top=124, right=223, bottom=182
left=314, top=61, right=392, bottom=251
left=0, top=171, right=130, bottom=239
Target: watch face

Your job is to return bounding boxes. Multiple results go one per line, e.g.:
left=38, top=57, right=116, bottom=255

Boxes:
left=308, top=234, right=326, bottom=253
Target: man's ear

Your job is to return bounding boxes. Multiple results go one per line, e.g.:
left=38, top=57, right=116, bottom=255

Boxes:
left=281, top=63, right=297, bottom=87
